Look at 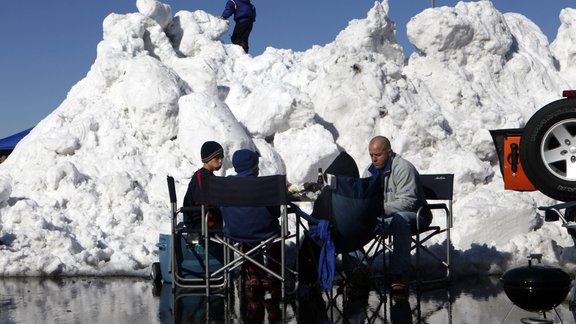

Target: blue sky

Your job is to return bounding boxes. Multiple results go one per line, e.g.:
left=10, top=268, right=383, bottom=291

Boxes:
left=0, top=0, right=573, bottom=139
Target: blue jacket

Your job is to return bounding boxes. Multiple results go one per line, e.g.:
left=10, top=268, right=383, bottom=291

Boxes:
left=222, top=0, right=256, bottom=23
left=220, top=175, right=280, bottom=243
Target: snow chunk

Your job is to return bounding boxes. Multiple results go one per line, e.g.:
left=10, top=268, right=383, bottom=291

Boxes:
left=551, top=8, right=576, bottom=80
left=177, top=92, right=254, bottom=169
left=407, top=1, right=512, bottom=63
left=136, top=0, right=172, bottom=29
left=0, top=175, right=11, bottom=204
left=167, top=10, right=228, bottom=57
left=275, top=125, right=339, bottom=184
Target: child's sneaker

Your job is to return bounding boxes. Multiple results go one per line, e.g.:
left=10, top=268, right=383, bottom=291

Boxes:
left=390, top=275, right=410, bottom=293
left=261, top=277, right=282, bottom=298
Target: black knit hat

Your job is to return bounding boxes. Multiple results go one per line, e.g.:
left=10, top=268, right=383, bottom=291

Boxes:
left=201, top=141, right=223, bottom=163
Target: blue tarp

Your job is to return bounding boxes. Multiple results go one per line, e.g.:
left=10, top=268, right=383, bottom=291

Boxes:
left=0, top=128, right=32, bottom=151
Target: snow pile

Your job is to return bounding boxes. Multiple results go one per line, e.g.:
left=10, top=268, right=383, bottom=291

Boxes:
left=1, top=0, right=576, bottom=276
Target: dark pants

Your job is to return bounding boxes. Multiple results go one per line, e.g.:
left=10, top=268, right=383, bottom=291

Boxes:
left=298, top=236, right=321, bottom=285
left=241, top=241, right=280, bottom=276
left=231, top=20, right=253, bottom=53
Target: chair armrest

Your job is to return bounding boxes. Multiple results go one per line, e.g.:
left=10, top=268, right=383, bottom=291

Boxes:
left=538, top=201, right=576, bottom=224
left=179, top=206, right=202, bottom=213
left=178, top=206, right=213, bottom=236
left=425, top=203, right=449, bottom=211
left=417, top=203, right=449, bottom=218
left=538, top=201, right=576, bottom=211
left=416, top=202, right=451, bottom=231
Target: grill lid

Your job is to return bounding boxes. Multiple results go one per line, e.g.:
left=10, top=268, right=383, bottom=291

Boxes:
left=501, top=264, right=571, bottom=287
left=500, top=254, right=572, bottom=287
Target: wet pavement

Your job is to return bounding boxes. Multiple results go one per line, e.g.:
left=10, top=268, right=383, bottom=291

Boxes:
left=0, top=276, right=574, bottom=323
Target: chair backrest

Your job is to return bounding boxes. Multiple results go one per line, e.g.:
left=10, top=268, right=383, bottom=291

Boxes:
left=202, top=175, right=288, bottom=207
left=328, top=174, right=383, bottom=253
left=420, top=174, right=454, bottom=201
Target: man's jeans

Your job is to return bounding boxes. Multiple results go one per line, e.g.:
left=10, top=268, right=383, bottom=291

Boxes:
left=379, top=211, right=431, bottom=276
left=342, top=210, right=431, bottom=277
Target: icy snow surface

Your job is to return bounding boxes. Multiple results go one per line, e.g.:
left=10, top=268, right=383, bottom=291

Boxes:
left=1, top=0, right=576, bottom=277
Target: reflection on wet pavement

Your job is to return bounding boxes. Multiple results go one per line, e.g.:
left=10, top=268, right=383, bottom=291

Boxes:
left=0, top=276, right=574, bottom=323
left=0, top=277, right=157, bottom=324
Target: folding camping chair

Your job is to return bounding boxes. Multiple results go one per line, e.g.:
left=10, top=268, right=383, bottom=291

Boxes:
left=200, top=174, right=299, bottom=300
left=292, top=174, right=383, bottom=294
left=538, top=200, right=576, bottom=245
left=414, top=173, right=454, bottom=285
left=157, top=176, right=228, bottom=293
left=360, top=173, right=454, bottom=287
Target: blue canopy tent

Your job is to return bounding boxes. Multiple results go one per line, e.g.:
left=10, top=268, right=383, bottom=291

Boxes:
left=0, top=128, right=32, bottom=152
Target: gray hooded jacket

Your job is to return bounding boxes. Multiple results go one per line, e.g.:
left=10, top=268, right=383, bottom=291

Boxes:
left=365, top=153, right=427, bottom=217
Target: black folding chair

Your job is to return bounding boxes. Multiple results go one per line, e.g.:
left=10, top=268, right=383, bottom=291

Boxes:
left=358, top=173, right=454, bottom=288
left=164, top=176, right=228, bottom=293
left=200, top=175, right=299, bottom=300
left=291, top=174, right=384, bottom=305
left=538, top=200, right=576, bottom=245
left=414, top=173, right=454, bottom=286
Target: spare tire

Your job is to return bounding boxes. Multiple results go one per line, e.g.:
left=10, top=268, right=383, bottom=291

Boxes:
left=520, top=98, right=576, bottom=202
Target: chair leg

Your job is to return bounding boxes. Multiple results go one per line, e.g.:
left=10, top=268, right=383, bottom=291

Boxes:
left=416, top=230, right=421, bottom=285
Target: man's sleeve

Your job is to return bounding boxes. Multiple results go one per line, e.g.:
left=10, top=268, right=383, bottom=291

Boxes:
left=383, top=166, right=419, bottom=216
left=221, top=1, right=234, bottom=19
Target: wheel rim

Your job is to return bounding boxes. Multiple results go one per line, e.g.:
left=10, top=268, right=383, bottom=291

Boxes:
left=540, top=118, right=576, bottom=181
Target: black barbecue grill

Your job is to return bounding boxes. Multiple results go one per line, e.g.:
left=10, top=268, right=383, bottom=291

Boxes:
left=500, top=253, right=572, bottom=322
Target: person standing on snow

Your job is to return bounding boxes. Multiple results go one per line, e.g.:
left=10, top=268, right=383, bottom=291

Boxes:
left=219, top=0, right=256, bottom=53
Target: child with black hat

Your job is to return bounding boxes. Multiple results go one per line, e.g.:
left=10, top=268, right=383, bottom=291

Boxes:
left=220, top=149, right=282, bottom=294
left=182, top=141, right=224, bottom=229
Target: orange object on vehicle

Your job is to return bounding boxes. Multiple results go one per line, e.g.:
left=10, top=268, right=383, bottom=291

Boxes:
left=502, top=134, right=536, bottom=191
